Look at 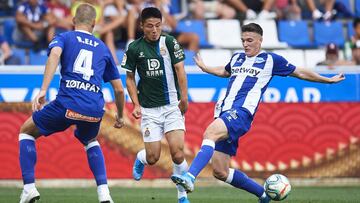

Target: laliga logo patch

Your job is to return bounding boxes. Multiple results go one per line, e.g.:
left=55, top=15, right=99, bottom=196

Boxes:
left=121, top=54, right=127, bottom=66
left=144, top=128, right=150, bottom=137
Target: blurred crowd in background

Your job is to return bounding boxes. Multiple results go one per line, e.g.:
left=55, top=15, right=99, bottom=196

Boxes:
left=0, top=0, right=359, bottom=67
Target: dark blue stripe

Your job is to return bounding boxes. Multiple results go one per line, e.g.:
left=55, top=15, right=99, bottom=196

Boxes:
left=157, top=41, right=170, bottom=104
left=232, top=76, right=258, bottom=109
left=233, top=53, right=246, bottom=67
left=252, top=53, right=268, bottom=69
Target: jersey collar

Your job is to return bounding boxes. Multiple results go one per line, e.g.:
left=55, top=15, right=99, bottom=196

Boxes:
left=75, top=30, right=92, bottom=35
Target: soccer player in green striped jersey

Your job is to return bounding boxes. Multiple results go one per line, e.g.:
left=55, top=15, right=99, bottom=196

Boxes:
left=121, top=7, right=190, bottom=203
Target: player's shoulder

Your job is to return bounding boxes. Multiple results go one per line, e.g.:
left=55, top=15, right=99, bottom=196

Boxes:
left=127, top=37, right=143, bottom=52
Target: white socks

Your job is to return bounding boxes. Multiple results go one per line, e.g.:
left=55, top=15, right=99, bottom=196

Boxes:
left=173, top=159, right=189, bottom=199
left=137, top=149, right=148, bottom=165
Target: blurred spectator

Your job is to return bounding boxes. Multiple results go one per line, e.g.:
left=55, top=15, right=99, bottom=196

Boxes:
left=299, top=0, right=334, bottom=21
left=237, top=0, right=276, bottom=20
left=0, top=35, right=21, bottom=65
left=351, top=18, right=360, bottom=65
left=274, top=0, right=301, bottom=20
left=317, top=43, right=355, bottom=68
left=188, top=0, right=237, bottom=19
left=14, top=0, right=56, bottom=48
left=47, top=0, right=73, bottom=33
left=129, top=0, right=199, bottom=51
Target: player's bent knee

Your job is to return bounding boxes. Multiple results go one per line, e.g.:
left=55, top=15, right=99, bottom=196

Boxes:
left=19, top=117, right=40, bottom=138
left=171, top=151, right=184, bottom=164
left=146, top=154, right=160, bottom=165
left=212, top=169, right=228, bottom=181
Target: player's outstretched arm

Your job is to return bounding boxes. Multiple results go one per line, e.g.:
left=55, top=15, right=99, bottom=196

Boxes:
left=290, top=66, right=345, bottom=83
left=193, top=53, right=230, bottom=78
left=174, top=61, right=188, bottom=115
left=32, top=47, right=62, bottom=112
left=126, top=72, right=142, bottom=119
left=110, top=79, right=125, bottom=128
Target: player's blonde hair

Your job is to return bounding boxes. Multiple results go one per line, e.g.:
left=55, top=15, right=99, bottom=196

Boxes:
left=74, top=3, right=96, bottom=26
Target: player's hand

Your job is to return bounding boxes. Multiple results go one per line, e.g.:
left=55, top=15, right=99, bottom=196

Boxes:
left=178, top=99, right=188, bottom=115
left=193, top=53, right=207, bottom=72
left=329, top=73, right=345, bottom=83
left=114, top=115, right=125, bottom=128
left=32, top=90, right=46, bottom=112
left=132, top=105, right=142, bottom=119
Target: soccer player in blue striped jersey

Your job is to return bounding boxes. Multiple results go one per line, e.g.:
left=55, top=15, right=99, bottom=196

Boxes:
left=171, top=23, right=345, bottom=203
left=18, top=3, right=125, bottom=203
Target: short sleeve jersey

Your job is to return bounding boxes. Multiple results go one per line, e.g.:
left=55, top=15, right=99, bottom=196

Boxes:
left=218, top=51, right=296, bottom=116
left=121, top=34, right=185, bottom=108
left=48, top=30, right=120, bottom=117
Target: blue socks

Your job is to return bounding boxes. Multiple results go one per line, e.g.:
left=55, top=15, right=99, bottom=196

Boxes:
left=86, top=141, right=107, bottom=186
left=226, top=168, right=264, bottom=197
left=19, top=134, right=37, bottom=184
left=188, top=139, right=215, bottom=177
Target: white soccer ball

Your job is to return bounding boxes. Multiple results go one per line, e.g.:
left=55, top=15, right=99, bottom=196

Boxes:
left=264, top=174, right=291, bottom=201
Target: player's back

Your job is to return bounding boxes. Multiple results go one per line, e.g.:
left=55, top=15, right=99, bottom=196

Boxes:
left=49, top=30, right=119, bottom=118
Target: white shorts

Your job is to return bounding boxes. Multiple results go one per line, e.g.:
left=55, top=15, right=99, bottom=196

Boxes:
left=141, top=103, right=185, bottom=142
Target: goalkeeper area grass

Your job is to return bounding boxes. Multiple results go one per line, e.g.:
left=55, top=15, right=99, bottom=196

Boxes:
left=1, top=186, right=360, bottom=203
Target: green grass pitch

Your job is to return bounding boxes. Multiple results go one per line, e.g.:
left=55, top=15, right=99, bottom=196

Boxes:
left=1, top=186, right=360, bottom=203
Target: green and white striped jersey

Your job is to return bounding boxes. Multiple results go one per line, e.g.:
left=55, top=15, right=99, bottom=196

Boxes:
left=121, top=34, right=185, bottom=108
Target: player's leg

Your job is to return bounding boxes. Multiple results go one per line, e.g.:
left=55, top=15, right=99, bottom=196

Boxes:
left=75, top=121, right=113, bottom=203
left=171, top=118, right=228, bottom=192
left=165, top=130, right=189, bottom=203
left=133, top=106, right=164, bottom=180
left=19, top=100, right=70, bottom=203
left=212, top=151, right=270, bottom=202
left=19, top=117, right=41, bottom=203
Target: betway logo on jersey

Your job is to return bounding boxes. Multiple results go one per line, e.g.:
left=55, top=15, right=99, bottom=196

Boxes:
left=231, top=66, right=261, bottom=77
left=65, top=80, right=100, bottom=93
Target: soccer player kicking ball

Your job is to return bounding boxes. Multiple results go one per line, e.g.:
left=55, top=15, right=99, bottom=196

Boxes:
left=122, top=7, right=190, bottom=203
left=171, top=23, right=345, bottom=203
left=18, top=3, right=125, bottom=203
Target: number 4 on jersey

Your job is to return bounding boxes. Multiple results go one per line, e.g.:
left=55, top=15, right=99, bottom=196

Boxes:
left=73, top=49, right=94, bottom=81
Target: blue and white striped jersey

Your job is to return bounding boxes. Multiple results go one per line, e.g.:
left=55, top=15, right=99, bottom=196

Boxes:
left=215, top=51, right=296, bottom=117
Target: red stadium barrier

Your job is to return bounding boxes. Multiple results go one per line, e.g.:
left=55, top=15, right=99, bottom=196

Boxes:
left=0, top=102, right=359, bottom=179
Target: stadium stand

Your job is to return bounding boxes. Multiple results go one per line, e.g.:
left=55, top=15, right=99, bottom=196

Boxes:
left=29, top=50, right=48, bottom=65
left=278, top=20, right=312, bottom=48
left=198, top=49, right=232, bottom=67
left=207, top=19, right=242, bottom=48
left=175, top=20, right=212, bottom=48
left=273, top=49, right=306, bottom=68
left=313, top=21, right=346, bottom=47
left=184, top=50, right=196, bottom=66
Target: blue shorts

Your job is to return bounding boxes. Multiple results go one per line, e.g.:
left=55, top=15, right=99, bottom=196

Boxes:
left=215, top=108, right=253, bottom=156
left=32, top=100, right=102, bottom=145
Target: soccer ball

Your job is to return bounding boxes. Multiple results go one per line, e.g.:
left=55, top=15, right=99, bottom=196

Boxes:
left=264, top=174, right=291, bottom=201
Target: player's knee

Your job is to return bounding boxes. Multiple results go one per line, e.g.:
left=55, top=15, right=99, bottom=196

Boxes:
left=171, top=151, right=184, bottom=164
left=146, top=154, right=159, bottom=165
left=19, top=117, right=40, bottom=138
left=212, top=168, right=228, bottom=181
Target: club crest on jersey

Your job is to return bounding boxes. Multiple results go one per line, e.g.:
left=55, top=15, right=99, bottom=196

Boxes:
left=144, top=128, right=150, bottom=137
left=160, top=47, right=167, bottom=56
left=254, top=57, right=266, bottom=64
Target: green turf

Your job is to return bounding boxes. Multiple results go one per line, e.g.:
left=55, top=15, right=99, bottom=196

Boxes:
left=1, top=186, right=360, bottom=203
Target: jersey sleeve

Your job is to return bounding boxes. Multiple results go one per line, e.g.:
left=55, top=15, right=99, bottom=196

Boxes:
left=103, top=48, right=120, bottom=82
left=47, top=33, right=65, bottom=56
left=121, top=44, right=136, bottom=72
left=269, top=53, right=296, bottom=76
left=166, top=35, right=185, bottom=64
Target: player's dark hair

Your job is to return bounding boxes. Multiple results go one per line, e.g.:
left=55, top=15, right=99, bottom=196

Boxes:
left=241, top=23, right=263, bottom=36
left=353, top=18, right=360, bottom=28
left=141, top=7, right=162, bottom=23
